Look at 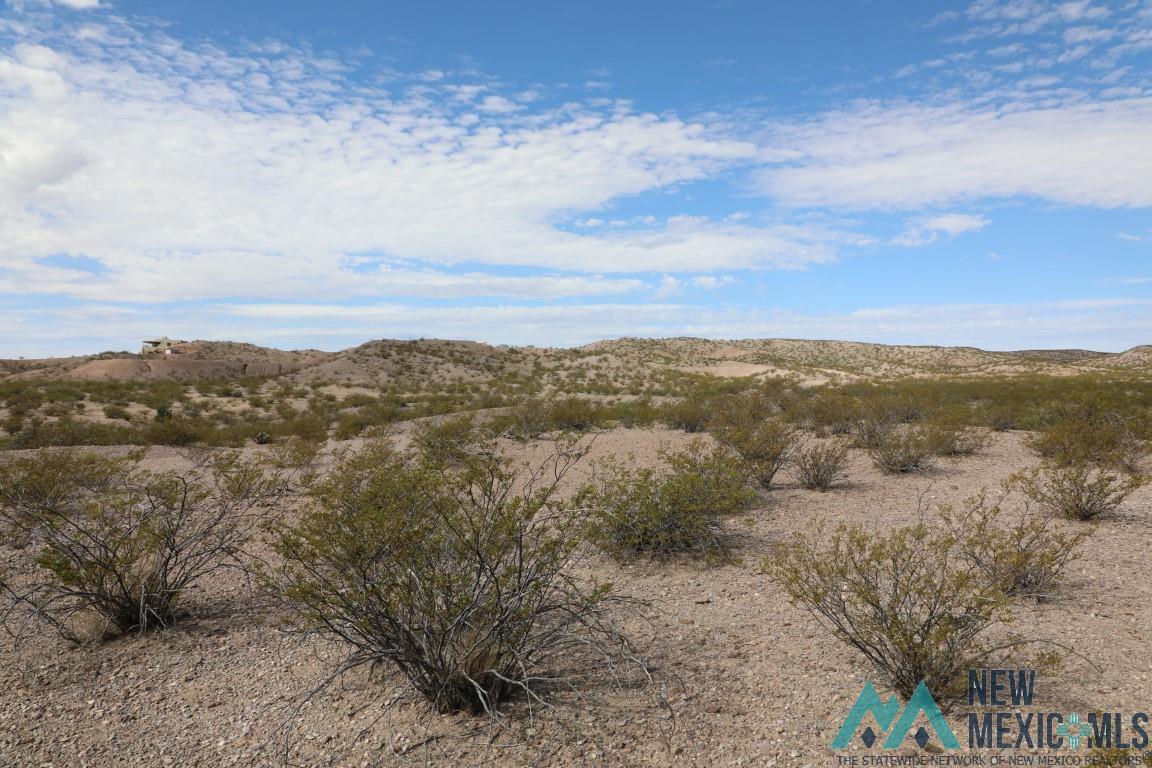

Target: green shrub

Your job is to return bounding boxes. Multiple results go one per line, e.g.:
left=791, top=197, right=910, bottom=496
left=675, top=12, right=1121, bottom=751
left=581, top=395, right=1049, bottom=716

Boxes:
left=0, top=450, right=281, bottom=641
left=269, top=438, right=638, bottom=715
left=580, top=440, right=753, bottom=560
left=102, top=404, right=132, bottom=421
left=1015, top=464, right=1147, bottom=521
left=767, top=523, right=1015, bottom=702
left=498, top=398, right=551, bottom=439
left=144, top=418, right=209, bottom=446
left=851, top=417, right=892, bottom=449
left=868, top=427, right=935, bottom=474
left=662, top=397, right=711, bottom=433
left=937, top=489, right=1089, bottom=600
left=410, top=415, right=483, bottom=466
left=923, top=421, right=991, bottom=457
left=1027, top=412, right=1147, bottom=472
left=789, top=392, right=859, bottom=436
left=546, top=397, right=599, bottom=431
left=712, top=417, right=798, bottom=489
left=793, top=438, right=850, bottom=491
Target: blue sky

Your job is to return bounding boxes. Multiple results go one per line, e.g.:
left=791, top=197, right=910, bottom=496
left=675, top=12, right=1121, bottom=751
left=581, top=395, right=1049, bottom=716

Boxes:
left=1, top=0, right=1150, bottom=356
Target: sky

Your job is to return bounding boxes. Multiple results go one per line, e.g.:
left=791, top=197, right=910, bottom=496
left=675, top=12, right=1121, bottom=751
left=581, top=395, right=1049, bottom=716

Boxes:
left=1, top=0, right=1150, bottom=356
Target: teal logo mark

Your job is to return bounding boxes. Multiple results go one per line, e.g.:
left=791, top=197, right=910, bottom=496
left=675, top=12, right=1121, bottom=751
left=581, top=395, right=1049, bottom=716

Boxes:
left=832, top=681, right=960, bottom=751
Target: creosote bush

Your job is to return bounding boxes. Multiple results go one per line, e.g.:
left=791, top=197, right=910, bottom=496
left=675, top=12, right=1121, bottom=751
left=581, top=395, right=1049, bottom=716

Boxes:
left=924, top=421, right=991, bottom=457
left=767, top=523, right=1018, bottom=703
left=711, top=416, right=798, bottom=490
left=1014, top=464, right=1147, bottom=521
left=269, top=437, right=642, bottom=716
left=0, top=449, right=281, bottom=642
left=1026, top=410, right=1147, bottom=473
left=937, top=489, right=1089, bottom=600
left=580, top=440, right=754, bottom=561
left=792, top=438, right=850, bottom=491
left=868, top=427, right=935, bottom=474
left=410, top=414, right=483, bottom=466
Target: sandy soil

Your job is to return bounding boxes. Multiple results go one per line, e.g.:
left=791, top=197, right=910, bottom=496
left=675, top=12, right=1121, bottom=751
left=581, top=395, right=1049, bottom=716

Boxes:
left=1, top=429, right=1150, bottom=768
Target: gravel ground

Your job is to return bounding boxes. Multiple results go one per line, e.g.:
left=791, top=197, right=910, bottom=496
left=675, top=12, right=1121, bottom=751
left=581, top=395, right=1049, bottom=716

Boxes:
left=1, top=429, right=1150, bottom=767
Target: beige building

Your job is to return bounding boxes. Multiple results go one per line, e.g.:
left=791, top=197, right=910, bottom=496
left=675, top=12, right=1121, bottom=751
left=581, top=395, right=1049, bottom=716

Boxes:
left=141, top=337, right=186, bottom=355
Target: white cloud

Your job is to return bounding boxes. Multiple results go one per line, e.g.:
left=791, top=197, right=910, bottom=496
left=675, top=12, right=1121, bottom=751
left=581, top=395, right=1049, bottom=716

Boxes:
left=762, top=96, right=1152, bottom=209
left=51, top=0, right=102, bottom=9
left=0, top=14, right=853, bottom=305
left=892, top=213, right=990, bottom=246
left=691, top=275, right=734, bottom=290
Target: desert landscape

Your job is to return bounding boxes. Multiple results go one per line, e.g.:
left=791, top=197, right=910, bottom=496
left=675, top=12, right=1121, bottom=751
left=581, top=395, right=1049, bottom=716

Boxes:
left=0, top=337, right=1150, bottom=767
left=5, top=0, right=1152, bottom=765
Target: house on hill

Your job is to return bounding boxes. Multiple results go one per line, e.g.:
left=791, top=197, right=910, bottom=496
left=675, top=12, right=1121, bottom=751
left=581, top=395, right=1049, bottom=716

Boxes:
left=141, top=337, right=187, bottom=355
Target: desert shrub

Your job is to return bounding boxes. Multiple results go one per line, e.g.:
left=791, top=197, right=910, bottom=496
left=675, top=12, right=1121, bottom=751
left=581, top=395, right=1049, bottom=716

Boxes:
left=984, top=407, right=1016, bottom=432
left=1014, top=464, right=1147, bottom=521
left=1027, top=412, right=1147, bottom=472
left=0, top=449, right=281, bottom=641
left=269, top=438, right=639, bottom=715
left=851, top=417, right=892, bottom=449
left=923, top=420, right=991, bottom=457
left=6, top=418, right=139, bottom=449
left=580, top=440, right=753, bottom=560
left=868, top=427, right=935, bottom=474
left=546, top=397, right=599, bottom=431
left=499, top=398, right=551, bottom=439
left=938, top=489, right=1089, bottom=600
left=712, top=417, right=799, bottom=489
left=767, top=523, right=1015, bottom=702
left=101, top=404, right=132, bottom=421
left=789, top=392, right=859, bottom=436
left=410, top=415, right=483, bottom=466
left=599, top=398, right=659, bottom=428
left=143, top=417, right=209, bottom=446
left=661, top=397, right=711, bottom=433
left=793, top=438, right=850, bottom=491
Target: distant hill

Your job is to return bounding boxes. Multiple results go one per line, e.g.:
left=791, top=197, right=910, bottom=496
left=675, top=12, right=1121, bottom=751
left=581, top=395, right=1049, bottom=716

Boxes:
left=2, top=337, right=1150, bottom=386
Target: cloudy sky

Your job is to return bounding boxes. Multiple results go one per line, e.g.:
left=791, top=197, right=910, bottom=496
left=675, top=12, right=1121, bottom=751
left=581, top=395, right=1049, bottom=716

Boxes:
left=1, top=0, right=1150, bottom=355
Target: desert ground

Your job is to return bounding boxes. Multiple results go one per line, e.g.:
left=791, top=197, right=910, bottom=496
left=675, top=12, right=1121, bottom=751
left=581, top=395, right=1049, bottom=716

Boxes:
left=1, top=337, right=1150, bottom=767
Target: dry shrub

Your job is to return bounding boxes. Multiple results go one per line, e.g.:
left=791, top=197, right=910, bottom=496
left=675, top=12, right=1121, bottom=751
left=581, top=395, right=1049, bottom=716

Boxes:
left=938, top=489, right=1089, bottom=600
left=767, top=523, right=1019, bottom=703
left=580, top=440, right=754, bottom=561
left=269, top=437, right=643, bottom=716
left=1014, top=464, right=1147, bottom=521
left=0, top=449, right=281, bottom=642
left=792, top=438, right=849, bottom=491
left=868, top=427, right=935, bottom=474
